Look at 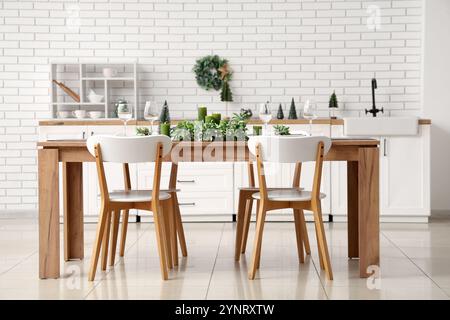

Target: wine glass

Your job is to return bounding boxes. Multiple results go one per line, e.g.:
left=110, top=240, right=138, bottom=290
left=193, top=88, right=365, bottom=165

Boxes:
left=143, top=101, right=159, bottom=135
left=258, top=102, right=272, bottom=135
left=118, top=107, right=132, bottom=136
left=303, top=99, right=318, bottom=136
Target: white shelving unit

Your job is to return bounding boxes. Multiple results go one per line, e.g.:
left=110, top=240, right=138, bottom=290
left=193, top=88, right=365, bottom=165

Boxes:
left=50, top=61, right=138, bottom=119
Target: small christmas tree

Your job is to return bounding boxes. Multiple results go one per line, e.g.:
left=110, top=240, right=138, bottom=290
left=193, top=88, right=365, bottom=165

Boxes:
left=159, top=100, right=170, bottom=123
left=277, top=103, right=284, bottom=119
left=288, top=98, right=297, bottom=119
left=329, top=91, right=339, bottom=119
left=329, top=91, right=339, bottom=109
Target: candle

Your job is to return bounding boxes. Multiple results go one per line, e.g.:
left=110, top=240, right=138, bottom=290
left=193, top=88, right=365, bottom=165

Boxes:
left=205, top=115, right=214, bottom=123
left=211, top=113, right=221, bottom=124
left=197, top=106, right=207, bottom=122
left=160, top=123, right=171, bottom=137
left=253, top=126, right=262, bottom=136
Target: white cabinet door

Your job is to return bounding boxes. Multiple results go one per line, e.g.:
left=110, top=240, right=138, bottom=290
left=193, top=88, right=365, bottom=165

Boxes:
left=380, top=125, right=430, bottom=219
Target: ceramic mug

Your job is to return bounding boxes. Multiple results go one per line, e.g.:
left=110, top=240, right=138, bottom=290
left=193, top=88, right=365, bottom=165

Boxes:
left=103, top=67, right=117, bottom=78
left=88, top=111, right=103, bottom=119
left=72, top=110, right=87, bottom=119
left=58, top=111, right=71, bottom=119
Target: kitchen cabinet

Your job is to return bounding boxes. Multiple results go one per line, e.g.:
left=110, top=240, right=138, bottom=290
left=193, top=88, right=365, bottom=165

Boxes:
left=331, top=124, right=430, bottom=222
left=380, top=124, right=430, bottom=220
left=137, top=162, right=234, bottom=221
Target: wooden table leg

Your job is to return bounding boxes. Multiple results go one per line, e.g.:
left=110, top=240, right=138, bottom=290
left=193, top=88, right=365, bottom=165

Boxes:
left=347, top=161, right=359, bottom=259
left=235, top=191, right=246, bottom=261
left=63, top=162, right=84, bottom=261
left=39, top=149, right=60, bottom=279
left=169, top=163, right=188, bottom=257
left=358, top=147, right=380, bottom=278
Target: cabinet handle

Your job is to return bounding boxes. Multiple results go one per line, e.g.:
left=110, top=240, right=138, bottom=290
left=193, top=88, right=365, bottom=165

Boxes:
left=177, top=179, right=195, bottom=183
left=91, top=131, right=94, bottom=136
left=383, top=138, right=387, bottom=157
left=82, top=131, right=86, bottom=140
left=179, top=202, right=196, bottom=206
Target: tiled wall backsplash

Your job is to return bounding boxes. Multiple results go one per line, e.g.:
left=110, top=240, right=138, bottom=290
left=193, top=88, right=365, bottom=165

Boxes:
left=0, top=0, right=423, bottom=210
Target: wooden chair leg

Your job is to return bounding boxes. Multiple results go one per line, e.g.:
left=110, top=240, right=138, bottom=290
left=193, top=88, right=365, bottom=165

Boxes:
left=88, top=205, right=109, bottom=281
left=240, top=197, right=254, bottom=254
left=168, top=197, right=178, bottom=267
left=169, top=194, right=178, bottom=265
left=119, top=210, right=129, bottom=257
left=235, top=190, right=247, bottom=261
left=173, top=193, right=187, bottom=257
left=109, top=210, right=121, bottom=266
left=101, top=210, right=112, bottom=271
left=293, top=209, right=305, bottom=264
left=312, top=202, right=333, bottom=280
left=152, top=203, right=169, bottom=280
left=161, top=201, right=173, bottom=269
left=248, top=204, right=267, bottom=280
left=299, top=209, right=311, bottom=255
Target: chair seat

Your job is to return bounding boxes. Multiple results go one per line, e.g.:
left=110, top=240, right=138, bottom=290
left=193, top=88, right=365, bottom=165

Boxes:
left=252, top=189, right=326, bottom=202
left=239, top=187, right=304, bottom=191
left=109, top=190, right=171, bottom=202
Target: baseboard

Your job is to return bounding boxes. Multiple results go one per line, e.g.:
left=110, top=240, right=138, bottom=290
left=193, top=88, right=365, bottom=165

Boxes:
left=0, top=210, right=431, bottom=224
left=332, top=214, right=429, bottom=223
left=0, top=210, right=37, bottom=219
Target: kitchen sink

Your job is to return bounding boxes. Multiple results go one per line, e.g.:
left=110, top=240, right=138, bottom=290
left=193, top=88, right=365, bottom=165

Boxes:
left=343, top=117, right=419, bottom=136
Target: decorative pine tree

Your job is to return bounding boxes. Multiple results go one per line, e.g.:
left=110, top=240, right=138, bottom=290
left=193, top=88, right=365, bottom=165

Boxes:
left=159, top=100, right=170, bottom=123
left=329, top=91, right=339, bottom=109
left=288, top=98, right=297, bottom=119
left=277, top=103, right=284, bottom=119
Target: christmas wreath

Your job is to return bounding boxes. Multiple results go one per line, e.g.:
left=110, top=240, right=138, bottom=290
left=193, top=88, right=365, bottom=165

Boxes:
left=193, top=55, right=233, bottom=102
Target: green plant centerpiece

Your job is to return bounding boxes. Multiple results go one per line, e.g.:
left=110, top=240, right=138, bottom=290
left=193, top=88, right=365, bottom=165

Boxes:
left=171, top=108, right=252, bottom=142
left=136, top=127, right=151, bottom=136
left=193, top=55, right=233, bottom=102
left=274, top=124, right=291, bottom=136
left=329, top=90, right=339, bottom=119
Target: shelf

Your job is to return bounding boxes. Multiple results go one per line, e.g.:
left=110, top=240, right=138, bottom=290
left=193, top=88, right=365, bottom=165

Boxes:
left=81, top=77, right=135, bottom=81
left=50, top=61, right=138, bottom=119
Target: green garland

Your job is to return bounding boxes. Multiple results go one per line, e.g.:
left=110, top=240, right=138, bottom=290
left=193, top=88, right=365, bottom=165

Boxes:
left=193, top=55, right=233, bottom=102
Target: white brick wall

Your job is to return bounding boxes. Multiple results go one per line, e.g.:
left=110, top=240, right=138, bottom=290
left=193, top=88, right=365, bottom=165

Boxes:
left=0, top=0, right=423, bottom=210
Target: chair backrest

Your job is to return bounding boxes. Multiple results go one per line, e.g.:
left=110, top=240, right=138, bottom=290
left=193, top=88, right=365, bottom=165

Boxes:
left=248, top=135, right=332, bottom=163
left=87, top=135, right=172, bottom=163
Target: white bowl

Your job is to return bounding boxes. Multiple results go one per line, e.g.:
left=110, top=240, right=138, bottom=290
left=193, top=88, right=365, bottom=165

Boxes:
left=88, top=94, right=103, bottom=104
left=58, top=111, right=71, bottom=119
left=88, top=111, right=104, bottom=119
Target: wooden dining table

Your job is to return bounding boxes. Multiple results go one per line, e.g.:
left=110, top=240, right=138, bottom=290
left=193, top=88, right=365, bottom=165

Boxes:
left=37, top=139, right=380, bottom=279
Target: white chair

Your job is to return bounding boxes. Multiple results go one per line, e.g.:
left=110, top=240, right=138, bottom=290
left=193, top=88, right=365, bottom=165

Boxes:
left=247, top=135, right=333, bottom=280
left=86, top=135, right=174, bottom=281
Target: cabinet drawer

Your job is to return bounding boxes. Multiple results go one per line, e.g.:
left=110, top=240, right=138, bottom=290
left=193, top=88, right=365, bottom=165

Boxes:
left=138, top=162, right=234, bottom=192
left=177, top=192, right=234, bottom=215
left=39, top=125, right=86, bottom=141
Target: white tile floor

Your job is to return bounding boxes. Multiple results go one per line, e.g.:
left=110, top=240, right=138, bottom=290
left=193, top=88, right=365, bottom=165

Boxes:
left=1, top=217, right=450, bottom=300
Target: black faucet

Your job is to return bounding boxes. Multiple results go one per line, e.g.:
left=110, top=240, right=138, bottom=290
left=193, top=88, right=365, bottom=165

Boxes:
left=365, top=78, right=384, bottom=117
